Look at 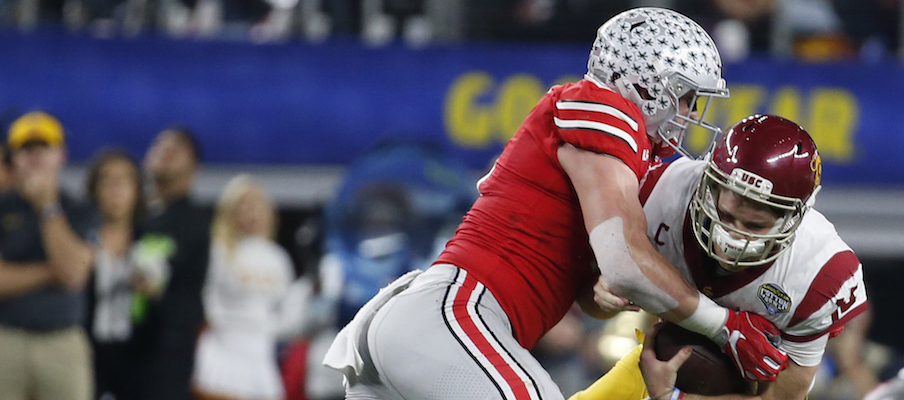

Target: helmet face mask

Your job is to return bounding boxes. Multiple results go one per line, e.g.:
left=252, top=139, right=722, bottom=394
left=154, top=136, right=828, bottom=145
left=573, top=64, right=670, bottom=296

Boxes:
left=586, top=7, right=729, bottom=159
left=690, top=165, right=806, bottom=268
left=689, top=114, right=821, bottom=269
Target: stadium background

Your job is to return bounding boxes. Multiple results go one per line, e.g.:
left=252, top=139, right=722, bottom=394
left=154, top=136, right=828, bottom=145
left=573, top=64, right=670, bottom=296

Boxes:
left=2, top=0, right=903, bottom=397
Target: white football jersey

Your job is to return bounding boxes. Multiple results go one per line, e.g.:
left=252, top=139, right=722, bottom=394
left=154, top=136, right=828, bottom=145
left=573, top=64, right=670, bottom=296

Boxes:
left=641, top=158, right=868, bottom=366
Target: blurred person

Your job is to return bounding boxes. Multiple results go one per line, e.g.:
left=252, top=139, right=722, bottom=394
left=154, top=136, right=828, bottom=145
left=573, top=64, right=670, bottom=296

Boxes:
left=192, top=174, right=309, bottom=400
left=572, top=114, right=868, bottom=400
left=531, top=308, right=596, bottom=397
left=317, top=141, right=475, bottom=328
left=324, top=8, right=790, bottom=400
left=0, top=144, right=12, bottom=192
left=865, top=366, right=904, bottom=400
left=84, top=148, right=145, bottom=400
left=130, top=126, right=212, bottom=400
left=0, top=111, right=97, bottom=400
left=307, top=141, right=475, bottom=400
left=818, top=309, right=880, bottom=399
left=672, top=0, right=776, bottom=62
left=831, top=0, right=900, bottom=60
left=465, top=0, right=632, bottom=43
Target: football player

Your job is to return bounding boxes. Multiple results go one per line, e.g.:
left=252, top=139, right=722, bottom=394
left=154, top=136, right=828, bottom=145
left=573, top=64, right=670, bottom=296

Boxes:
left=324, top=8, right=787, bottom=399
left=573, top=114, right=868, bottom=400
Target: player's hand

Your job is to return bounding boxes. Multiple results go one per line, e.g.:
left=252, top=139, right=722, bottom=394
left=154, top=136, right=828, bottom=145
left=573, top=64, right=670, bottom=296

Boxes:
left=592, top=274, right=641, bottom=313
left=714, top=309, right=788, bottom=382
left=640, top=323, right=692, bottom=398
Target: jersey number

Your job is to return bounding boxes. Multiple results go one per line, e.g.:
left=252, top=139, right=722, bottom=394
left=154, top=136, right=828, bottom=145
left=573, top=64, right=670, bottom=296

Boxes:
left=832, top=286, right=858, bottom=323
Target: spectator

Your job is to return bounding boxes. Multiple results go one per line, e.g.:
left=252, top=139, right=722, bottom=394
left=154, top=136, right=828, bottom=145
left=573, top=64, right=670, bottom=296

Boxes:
left=0, top=111, right=96, bottom=400
left=318, top=141, right=475, bottom=329
left=309, top=141, right=474, bottom=399
left=192, top=173, right=309, bottom=400
left=84, top=148, right=145, bottom=400
left=130, top=126, right=212, bottom=400
left=672, top=0, right=776, bottom=61
left=0, top=144, right=13, bottom=193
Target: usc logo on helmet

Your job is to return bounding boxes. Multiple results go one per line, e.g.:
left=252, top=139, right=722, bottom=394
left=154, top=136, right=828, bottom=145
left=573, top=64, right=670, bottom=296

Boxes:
left=811, top=152, right=822, bottom=188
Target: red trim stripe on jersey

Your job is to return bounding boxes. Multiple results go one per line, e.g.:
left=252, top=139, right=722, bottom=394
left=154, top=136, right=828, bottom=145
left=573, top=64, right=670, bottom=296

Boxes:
left=788, top=250, right=860, bottom=328
left=782, top=303, right=869, bottom=343
left=441, top=269, right=543, bottom=400
left=554, top=100, right=639, bottom=153
left=556, top=100, right=639, bottom=131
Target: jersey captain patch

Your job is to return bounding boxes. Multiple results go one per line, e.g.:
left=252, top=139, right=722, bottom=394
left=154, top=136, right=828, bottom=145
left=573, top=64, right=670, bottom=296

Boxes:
left=758, top=283, right=791, bottom=316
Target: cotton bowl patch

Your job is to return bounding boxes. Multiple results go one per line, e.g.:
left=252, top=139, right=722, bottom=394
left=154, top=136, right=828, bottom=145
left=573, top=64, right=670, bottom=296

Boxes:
left=758, top=283, right=791, bottom=316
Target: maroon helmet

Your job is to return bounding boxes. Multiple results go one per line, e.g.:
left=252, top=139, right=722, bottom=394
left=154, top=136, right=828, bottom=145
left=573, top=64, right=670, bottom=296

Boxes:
left=690, top=114, right=822, bottom=267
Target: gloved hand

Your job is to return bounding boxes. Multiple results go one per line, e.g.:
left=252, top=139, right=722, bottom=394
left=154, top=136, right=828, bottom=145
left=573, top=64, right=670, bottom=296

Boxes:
left=712, top=309, right=788, bottom=382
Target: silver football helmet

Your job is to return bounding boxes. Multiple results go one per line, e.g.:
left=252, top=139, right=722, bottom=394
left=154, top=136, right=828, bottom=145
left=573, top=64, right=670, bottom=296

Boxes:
left=586, top=7, right=729, bottom=158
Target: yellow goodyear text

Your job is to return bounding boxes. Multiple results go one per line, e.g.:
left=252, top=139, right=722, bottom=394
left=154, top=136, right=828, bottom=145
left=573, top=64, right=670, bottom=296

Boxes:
left=444, top=72, right=580, bottom=148
left=687, top=85, right=859, bottom=162
left=445, top=72, right=860, bottom=162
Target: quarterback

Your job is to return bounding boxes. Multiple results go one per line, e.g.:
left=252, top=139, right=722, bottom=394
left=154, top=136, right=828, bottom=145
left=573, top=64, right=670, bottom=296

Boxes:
left=325, top=8, right=787, bottom=399
left=574, top=115, right=868, bottom=400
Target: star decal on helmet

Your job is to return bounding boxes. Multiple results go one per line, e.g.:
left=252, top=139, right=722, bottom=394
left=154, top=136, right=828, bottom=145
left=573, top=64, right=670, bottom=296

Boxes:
left=631, top=63, right=643, bottom=74
left=656, top=97, right=671, bottom=109
left=649, top=84, right=663, bottom=97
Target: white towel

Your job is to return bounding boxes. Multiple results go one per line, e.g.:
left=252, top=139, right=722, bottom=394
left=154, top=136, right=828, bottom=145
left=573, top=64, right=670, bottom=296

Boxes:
left=322, top=269, right=424, bottom=377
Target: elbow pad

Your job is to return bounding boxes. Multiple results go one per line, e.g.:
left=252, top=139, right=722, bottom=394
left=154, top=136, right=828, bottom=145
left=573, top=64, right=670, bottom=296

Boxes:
left=589, top=216, right=678, bottom=315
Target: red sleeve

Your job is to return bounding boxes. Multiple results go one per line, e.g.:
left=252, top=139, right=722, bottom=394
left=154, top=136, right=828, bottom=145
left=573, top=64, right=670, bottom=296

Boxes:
left=553, top=82, right=651, bottom=180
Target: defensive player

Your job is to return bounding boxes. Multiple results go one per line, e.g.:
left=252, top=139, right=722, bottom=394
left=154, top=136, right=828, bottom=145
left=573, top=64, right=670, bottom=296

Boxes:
left=324, top=8, right=787, bottom=399
left=573, top=114, right=868, bottom=400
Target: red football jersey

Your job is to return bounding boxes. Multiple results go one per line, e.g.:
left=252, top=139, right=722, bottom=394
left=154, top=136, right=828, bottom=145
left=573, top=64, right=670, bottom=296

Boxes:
left=435, top=79, right=652, bottom=349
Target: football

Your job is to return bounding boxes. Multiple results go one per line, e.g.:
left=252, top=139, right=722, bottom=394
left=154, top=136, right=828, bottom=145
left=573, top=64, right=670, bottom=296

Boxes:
left=652, top=322, right=751, bottom=396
